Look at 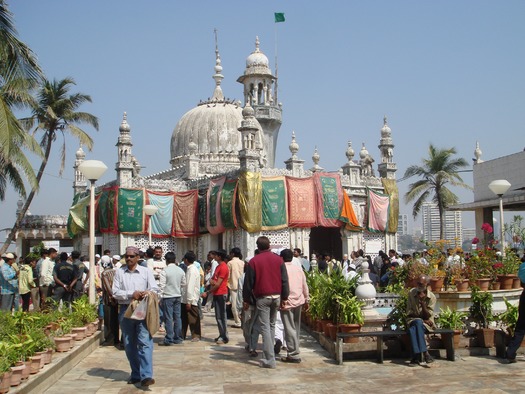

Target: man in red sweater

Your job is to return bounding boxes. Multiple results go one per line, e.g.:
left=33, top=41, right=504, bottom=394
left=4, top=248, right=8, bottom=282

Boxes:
left=202, top=249, right=229, bottom=344
left=243, top=237, right=289, bottom=368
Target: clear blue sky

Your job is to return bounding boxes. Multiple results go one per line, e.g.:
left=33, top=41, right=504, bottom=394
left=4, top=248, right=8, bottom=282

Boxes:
left=2, top=0, right=525, bottom=243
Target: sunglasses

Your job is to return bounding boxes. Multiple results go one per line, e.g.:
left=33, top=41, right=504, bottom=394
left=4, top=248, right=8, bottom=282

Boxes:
left=125, top=255, right=137, bottom=258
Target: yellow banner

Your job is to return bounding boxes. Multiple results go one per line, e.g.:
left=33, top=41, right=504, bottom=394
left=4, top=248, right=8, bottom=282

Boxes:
left=238, top=171, right=262, bottom=232
left=382, top=178, right=399, bottom=233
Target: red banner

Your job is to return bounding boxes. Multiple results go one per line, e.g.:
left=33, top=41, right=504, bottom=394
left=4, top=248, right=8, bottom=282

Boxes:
left=286, top=176, right=317, bottom=228
left=174, top=190, right=199, bottom=238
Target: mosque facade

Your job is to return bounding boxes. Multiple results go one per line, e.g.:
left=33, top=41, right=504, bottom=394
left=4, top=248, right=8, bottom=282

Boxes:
left=69, top=37, right=399, bottom=261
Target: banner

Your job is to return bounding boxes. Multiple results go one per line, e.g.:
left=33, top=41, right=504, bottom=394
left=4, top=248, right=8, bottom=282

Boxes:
left=261, top=176, right=288, bottom=230
left=286, top=176, right=317, bottom=228
left=146, top=191, right=174, bottom=238
left=382, top=178, right=399, bottom=233
left=367, top=188, right=390, bottom=233
left=220, top=179, right=238, bottom=229
left=98, top=186, right=118, bottom=234
left=238, top=171, right=262, bottom=232
left=118, top=188, right=144, bottom=234
left=207, top=177, right=226, bottom=235
left=339, top=190, right=362, bottom=231
left=314, top=172, right=343, bottom=228
left=198, top=193, right=207, bottom=233
left=67, top=192, right=89, bottom=237
left=173, top=190, right=199, bottom=238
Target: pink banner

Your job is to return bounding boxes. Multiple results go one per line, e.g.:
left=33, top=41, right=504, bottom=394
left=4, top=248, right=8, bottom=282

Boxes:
left=367, top=188, right=390, bottom=232
left=286, top=176, right=317, bottom=228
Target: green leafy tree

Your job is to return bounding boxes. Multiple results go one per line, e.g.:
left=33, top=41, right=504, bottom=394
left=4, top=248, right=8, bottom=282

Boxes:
left=0, top=0, right=43, bottom=199
left=404, top=145, right=471, bottom=240
left=0, top=77, right=98, bottom=254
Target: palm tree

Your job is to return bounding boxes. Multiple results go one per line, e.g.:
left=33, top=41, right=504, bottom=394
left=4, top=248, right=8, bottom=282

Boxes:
left=0, top=77, right=98, bottom=254
left=0, top=1, right=44, bottom=198
left=404, top=144, right=471, bottom=240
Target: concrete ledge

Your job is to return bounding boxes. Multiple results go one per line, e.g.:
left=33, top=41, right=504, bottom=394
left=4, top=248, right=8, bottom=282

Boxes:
left=13, top=331, right=103, bottom=394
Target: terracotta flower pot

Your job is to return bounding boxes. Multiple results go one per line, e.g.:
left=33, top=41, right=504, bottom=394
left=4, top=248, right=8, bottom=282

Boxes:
left=0, top=371, right=12, bottom=394
left=430, top=277, right=444, bottom=292
left=512, top=276, right=521, bottom=289
left=497, top=274, right=515, bottom=290
left=9, top=364, right=25, bottom=387
left=476, top=328, right=495, bottom=348
left=29, top=355, right=43, bottom=374
left=54, top=336, right=71, bottom=353
left=45, top=348, right=53, bottom=364
left=17, top=361, right=30, bottom=381
left=476, top=278, right=491, bottom=291
left=67, top=334, right=78, bottom=348
left=455, top=279, right=469, bottom=292
left=326, top=323, right=339, bottom=341
left=72, top=327, right=87, bottom=340
left=34, top=351, right=46, bottom=368
left=339, top=323, right=361, bottom=343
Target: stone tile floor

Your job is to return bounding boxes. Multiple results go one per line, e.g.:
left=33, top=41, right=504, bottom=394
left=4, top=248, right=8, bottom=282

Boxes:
left=45, top=311, right=525, bottom=393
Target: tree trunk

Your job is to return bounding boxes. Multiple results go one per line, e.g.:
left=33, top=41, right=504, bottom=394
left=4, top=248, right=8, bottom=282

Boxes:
left=0, top=134, right=53, bottom=255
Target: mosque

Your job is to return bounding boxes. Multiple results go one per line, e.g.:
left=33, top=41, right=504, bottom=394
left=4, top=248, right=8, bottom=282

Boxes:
left=19, top=37, right=400, bottom=261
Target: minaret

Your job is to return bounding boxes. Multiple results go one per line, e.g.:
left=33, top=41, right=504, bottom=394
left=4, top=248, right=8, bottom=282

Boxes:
left=238, top=104, right=262, bottom=172
left=377, top=116, right=397, bottom=179
left=73, top=145, right=87, bottom=195
left=237, top=36, right=282, bottom=168
left=115, top=112, right=134, bottom=187
left=284, top=131, right=305, bottom=176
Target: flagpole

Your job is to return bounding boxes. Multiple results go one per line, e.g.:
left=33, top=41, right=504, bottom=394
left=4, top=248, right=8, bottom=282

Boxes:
left=274, top=19, right=278, bottom=103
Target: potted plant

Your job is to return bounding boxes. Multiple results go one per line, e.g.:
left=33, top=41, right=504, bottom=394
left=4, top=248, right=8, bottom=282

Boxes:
left=335, top=295, right=364, bottom=343
left=469, top=286, right=495, bottom=347
left=436, top=306, right=467, bottom=348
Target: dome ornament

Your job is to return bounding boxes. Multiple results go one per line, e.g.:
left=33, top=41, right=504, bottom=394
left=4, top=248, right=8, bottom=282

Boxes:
left=289, top=131, right=299, bottom=159
left=345, top=141, right=354, bottom=162
left=119, top=111, right=130, bottom=133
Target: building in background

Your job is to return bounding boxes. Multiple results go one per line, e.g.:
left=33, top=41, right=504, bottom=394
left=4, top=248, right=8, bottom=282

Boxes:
left=397, top=214, right=408, bottom=236
left=421, top=202, right=462, bottom=245
left=462, top=228, right=476, bottom=243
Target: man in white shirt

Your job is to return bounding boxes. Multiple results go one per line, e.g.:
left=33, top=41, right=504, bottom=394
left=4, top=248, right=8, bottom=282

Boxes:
left=39, top=247, right=57, bottom=306
left=228, top=247, right=245, bottom=328
left=181, top=251, right=202, bottom=341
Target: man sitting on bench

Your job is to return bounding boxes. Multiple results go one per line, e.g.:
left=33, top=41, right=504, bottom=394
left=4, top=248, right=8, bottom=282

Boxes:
left=407, top=274, right=436, bottom=367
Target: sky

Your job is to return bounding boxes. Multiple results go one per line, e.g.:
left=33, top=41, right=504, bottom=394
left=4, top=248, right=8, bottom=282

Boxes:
left=2, top=0, right=525, bottom=246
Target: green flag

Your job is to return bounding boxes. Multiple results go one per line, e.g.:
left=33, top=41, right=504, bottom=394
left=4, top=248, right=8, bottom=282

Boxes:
left=274, top=12, right=285, bottom=23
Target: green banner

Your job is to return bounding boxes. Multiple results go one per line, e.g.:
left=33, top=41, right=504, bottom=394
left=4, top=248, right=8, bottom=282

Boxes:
left=221, top=180, right=237, bottom=229
left=98, top=190, right=109, bottom=231
left=118, top=188, right=144, bottom=233
left=275, top=12, right=285, bottom=22
left=198, top=194, right=207, bottom=233
left=262, top=178, right=287, bottom=230
left=320, top=175, right=339, bottom=219
left=209, top=185, right=220, bottom=227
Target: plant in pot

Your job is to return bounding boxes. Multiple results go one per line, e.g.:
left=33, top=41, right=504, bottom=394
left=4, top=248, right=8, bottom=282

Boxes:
left=469, top=286, right=495, bottom=347
left=436, top=306, right=467, bottom=349
left=335, top=295, right=364, bottom=343
left=0, top=343, right=14, bottom=393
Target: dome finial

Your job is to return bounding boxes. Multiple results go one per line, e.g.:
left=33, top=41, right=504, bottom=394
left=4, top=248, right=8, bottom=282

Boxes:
left=255, top=36, right=260, bottom=52
left=119, top=111, right=130, bottom=133
left=289, top=131, right=299, bottom=159
left=212, top=28, right=224, bottom=101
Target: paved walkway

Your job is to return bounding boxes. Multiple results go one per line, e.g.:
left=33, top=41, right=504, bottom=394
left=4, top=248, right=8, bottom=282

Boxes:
left=45, top=311, right=525, bottom=393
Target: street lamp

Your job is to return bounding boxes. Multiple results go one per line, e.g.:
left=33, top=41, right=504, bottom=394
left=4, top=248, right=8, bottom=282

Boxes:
left=78, top=160, right=107, bottom=304
left=489, top=179, right=511, bottom=257
left=143, top=204, right=158, bottom=247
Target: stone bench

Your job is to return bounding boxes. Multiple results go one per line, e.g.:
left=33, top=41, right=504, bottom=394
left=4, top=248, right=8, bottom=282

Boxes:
left=335, top=328, right=456, bottom=365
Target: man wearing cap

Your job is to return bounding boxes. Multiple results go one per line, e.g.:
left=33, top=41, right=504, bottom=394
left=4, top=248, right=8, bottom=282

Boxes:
left=112, top=255, right=122, bottom=269
left=406, top=274, right=436, bottom=367
left=0, top=253, right=19, bottom=311
left=112, top=246, right=159, bottom=387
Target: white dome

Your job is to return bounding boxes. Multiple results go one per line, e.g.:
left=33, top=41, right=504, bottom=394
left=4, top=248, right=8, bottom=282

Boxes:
left=170, top=101, right=243, bottom=161
left=243, top=36, right=272, bottom=76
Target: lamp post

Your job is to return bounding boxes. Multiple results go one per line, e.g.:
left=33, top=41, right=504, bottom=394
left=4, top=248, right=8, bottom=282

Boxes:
left=489, top=179, right=511, bottom=257
left=143, top=204, right=158, bottom=247
left=78, top=160, right=108, bottom=304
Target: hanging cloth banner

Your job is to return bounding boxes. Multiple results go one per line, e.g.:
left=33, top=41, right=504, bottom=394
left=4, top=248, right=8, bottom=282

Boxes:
left=339, top=190, right=362, bottom=231
left=238, top=171, right=262, bottom=232
left=198, top=193, right=207, bottom=233
left=314, top=172, right=344, bottom=228
left=118, top=188, right=145, bottom=234
left=207, top=176, right=226, bottom=235
left=381, top=178, right=399, bottom=233
left=173, top=190, right=199, bottom=238
left=146, top=191, right=174, bottom=238
left=67, top=192, right=89, bottom=237
left=220, top=179, right=238, bottom=229
left=98, top=186, right=118, bottom=234
left=261, top=176, right=288, bottom=230
left=286, top=176, right=317, bottom=228
left=367, top=188, right=390, bottom=233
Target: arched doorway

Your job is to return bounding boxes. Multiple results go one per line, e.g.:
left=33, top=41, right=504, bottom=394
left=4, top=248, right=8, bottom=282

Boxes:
left=309, top=227, right=342, bottom=261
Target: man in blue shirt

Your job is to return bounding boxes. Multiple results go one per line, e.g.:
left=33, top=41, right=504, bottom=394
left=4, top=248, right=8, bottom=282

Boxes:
left=112, top=246, right=158, bottom=388
left=0, top=253, right=19, bottom=311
